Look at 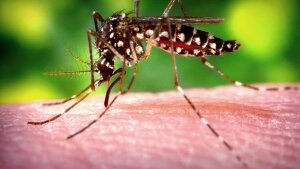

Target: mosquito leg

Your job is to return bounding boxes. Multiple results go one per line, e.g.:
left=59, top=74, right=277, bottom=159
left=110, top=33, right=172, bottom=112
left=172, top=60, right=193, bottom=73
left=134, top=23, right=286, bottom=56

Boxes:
left=104, top=64, right=138, bottom=106
left=87, top=30, right=96, bottom=90
left=67, top=55, right=139, bottom=139
left=67, top=90, right=122, bottom=139
left=162, top=0, right=187, bottom=17
left=67, top=64, right=128, bottom=139
left=92, top=11, right=104, bottom=61
left=28, top=79, right=103, bottom=125
left=134, top=0, right=139, bottom=17
left=162, top=0, right=175, bottom=17
left=28, top=92, right=91, bottom=125
left=92, top=11, right=104, bottom=32
left=200, top=57, right=298, bottom=91
left=43, top=84, right=93, bottom=106
left=123, top=64, right=138, bottom=94
left=123, top=38, right=139, bottom=93
left=177, top=0, right=187, bottom=17
left=104, top=76, right=121, bottom=107
left=44, top=30, right=97, bottom=106
left=67, top=70, right=137, bottom=139
left=143, top=20, right=164, bottom=60
left=104, top=68, right=124, bottom=107
left=163, top=17, right=249, bottom=168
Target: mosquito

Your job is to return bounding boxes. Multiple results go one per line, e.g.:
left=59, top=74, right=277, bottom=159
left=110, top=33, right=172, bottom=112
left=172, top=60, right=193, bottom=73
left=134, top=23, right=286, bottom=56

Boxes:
left=28, top=0, right=298, bottom=168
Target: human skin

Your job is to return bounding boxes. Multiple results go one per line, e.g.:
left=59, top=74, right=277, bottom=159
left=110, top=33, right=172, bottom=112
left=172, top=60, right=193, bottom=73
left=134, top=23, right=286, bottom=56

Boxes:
left=0, top=84, right=299, bottom=169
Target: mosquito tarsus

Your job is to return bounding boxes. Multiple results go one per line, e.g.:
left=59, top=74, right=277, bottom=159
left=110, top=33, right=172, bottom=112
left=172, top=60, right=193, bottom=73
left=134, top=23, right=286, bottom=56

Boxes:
left=28, top=0, right=298, bottom=168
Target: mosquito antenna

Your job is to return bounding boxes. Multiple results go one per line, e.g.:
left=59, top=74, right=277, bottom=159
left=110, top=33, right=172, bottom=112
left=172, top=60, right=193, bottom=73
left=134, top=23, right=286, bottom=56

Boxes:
left=44, top=70, right=97, bottom=76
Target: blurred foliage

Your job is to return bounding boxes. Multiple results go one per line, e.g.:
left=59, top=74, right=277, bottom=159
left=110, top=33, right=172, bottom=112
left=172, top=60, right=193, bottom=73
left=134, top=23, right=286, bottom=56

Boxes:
left=0, top=0, right=299, bottom=104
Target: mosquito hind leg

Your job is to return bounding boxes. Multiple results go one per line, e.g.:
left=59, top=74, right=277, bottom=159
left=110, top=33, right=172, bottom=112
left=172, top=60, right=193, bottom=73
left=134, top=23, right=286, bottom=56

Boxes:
left=123, top=64, right=138, bottom=94
left=162, top=0, right=187, bottom=17
left=200, top=57, right=298, bottom=91
left=134, top=0, right=139, bottom=17
left=163, top=16, right=249, bottom=168
left=177, top=0, right=187, bottom=17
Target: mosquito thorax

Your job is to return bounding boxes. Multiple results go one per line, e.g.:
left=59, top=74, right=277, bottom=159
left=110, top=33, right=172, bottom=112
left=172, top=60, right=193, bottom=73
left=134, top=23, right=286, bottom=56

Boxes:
left=95, top=11, right=145, bottom=67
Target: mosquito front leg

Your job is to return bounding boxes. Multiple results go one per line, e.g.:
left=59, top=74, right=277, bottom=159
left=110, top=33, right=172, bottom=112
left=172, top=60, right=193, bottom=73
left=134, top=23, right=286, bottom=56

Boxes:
left=67, top=63, right=131, bottom=139
left=200, top=57, right=298, bottom=91
left=42, top=85, right=93, bottom=106
left=92, top=11, right=105, bottom=60
left=28, top=79, right=103, bottom=125
left=104, top=68, right=123, bottom=107
left=87, top=30, right=96, bottom=90
left=92, top=11, right=104, bottom=32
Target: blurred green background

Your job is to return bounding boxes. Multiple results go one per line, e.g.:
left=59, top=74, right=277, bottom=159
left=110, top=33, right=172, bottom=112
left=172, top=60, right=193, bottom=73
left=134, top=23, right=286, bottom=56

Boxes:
left=0, top=0, right=299, bottom=104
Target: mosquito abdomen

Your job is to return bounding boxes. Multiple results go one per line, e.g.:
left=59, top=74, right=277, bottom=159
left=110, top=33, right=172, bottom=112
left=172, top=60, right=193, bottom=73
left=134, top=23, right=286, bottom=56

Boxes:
left=136, top=24, right=240, bottom=57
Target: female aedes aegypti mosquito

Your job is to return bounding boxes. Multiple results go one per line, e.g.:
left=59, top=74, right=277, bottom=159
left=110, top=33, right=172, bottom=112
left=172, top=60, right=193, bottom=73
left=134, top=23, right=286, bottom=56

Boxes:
left=28, top=0, right=298, bottom=168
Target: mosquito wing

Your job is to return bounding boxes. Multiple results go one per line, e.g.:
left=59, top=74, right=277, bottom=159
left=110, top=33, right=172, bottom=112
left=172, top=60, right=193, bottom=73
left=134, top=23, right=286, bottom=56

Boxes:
left=130, top=16, right=224, bottom=25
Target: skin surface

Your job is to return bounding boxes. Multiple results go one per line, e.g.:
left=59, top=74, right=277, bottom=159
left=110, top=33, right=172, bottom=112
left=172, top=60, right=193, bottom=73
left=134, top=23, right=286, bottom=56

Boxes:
left=0, top=84, right=299, bottom=169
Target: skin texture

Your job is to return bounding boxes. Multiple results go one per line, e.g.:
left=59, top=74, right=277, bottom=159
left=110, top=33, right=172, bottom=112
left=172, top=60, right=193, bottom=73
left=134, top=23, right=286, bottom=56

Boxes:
left=0, top=84, right=299, bottom=169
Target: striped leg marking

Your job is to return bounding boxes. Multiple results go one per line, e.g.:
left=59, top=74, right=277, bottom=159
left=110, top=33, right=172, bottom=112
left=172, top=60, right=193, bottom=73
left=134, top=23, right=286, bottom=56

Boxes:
left=67, top=90, right=122, bottom=139
left=162, top=6, right=249, bottom=166
left=42, top=85, right=92, bottom=106
left=67, top=63, right=139, bottom=139
left=28, top=81, right=99, bottom=125
left=176, top=86, right=249, bottom=168
left=201, top=57, right=298, bottom=92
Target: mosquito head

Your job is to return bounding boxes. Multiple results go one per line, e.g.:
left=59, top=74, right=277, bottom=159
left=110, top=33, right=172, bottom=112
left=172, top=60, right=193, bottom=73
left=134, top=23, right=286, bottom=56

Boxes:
left=96, top=56, right=115, bottom=81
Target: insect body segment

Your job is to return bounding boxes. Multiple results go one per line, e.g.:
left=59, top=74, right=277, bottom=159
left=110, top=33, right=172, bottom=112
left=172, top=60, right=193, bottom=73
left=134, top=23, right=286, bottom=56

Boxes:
left=95, top=11, right=145, bottom=67
left=95, top=11, right=239, bottom=69
left=130, top=24, right=240, bottom=58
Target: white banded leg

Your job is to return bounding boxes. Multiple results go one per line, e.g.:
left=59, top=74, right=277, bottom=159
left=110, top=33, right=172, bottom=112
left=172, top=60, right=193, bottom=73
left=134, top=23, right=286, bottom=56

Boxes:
left=123, top=64, right=138, bottom=94
left=162, top=0, right=187, bottom=17
left=67, top=63, right=139, bottom=139
left=200, top=57, right=298, bottom=91
left=42, top=84, right=94, bottom=106
left=164, top=15, right=249, bottom=168
left=142, top=21, right=163, bottom=59
left=67, top=31, right=139, bottom=138
left=67, top=90, right=122, bottom=139
left=134, top=0, right=187, bottom=18
left=28, top=79, right=103, bottom=125
left=134, top=0, right=139, bottom=17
